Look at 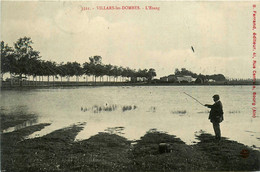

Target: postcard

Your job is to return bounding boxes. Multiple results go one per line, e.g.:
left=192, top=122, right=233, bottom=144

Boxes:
left=1, top=1, right=259, bottom=171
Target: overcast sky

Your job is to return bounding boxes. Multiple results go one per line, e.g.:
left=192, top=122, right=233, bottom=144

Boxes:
left=1, top=1, right=259, bottom=79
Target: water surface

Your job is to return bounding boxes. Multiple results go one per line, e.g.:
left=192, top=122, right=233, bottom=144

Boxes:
left=1, top=86, right=259, bottom=148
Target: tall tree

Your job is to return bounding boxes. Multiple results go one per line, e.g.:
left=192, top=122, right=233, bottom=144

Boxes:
left=72, top=61, right=83, bottom=82
left=89, top=55, right=102, bottom=65
left=104, top=64, right=113, bottom=82
left=147, top=68, right=156, bottom=81
left=41, top=60, right=57, bottom=84
left=57, top=62, right=66, bottom=83
left=88, top=55, right=102, bottom=82
left=13, top=37, right=40, bottom=84
left=111, top=66, right=119, bottom=82
left=95, top=64, right=105, bottom=82
left=1, top=41, right=15, bottom=76
left=83, top=62, right=92, bottom=82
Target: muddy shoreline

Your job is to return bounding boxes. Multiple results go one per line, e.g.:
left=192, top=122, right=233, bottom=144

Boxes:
left=1, top=112, right=260, bottom=171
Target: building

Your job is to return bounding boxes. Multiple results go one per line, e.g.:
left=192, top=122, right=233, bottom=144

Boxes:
left=160, top=76, right=168, bottom=82
left=208, top=79, right=215, bottom=82
left=176, top=75, right=194, bottom=83
left=195, top=78, right=204, bottom=84
left=159, top=75, right=195, bottom=83
left=168, top=75, right=176, bottom=82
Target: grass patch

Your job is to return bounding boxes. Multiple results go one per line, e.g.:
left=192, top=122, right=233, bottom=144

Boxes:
left=194, top=133, right=260, bottom=171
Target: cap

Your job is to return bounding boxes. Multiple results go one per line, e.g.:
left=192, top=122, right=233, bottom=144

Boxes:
left=212, top=94, right=220, bottom=100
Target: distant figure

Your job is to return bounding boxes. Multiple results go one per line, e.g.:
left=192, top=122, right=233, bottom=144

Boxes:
left=205, top=95, right=224, bottom=141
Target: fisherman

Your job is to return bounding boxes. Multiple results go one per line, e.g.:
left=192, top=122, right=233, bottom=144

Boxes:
left=205, top=94, right=224, bottom=141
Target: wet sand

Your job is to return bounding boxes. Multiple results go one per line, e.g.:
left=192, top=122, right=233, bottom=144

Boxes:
left=1, top=112, right=260, bottom=171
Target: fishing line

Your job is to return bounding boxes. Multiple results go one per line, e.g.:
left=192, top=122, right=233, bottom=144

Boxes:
left=183, top=92, right=204, bottom=106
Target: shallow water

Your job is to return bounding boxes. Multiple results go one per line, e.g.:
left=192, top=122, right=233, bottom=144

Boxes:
left=1, top=86, right=259, bottom=148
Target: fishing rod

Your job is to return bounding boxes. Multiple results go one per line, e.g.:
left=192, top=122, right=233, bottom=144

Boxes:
left=183, top=92, right=205, bottom=106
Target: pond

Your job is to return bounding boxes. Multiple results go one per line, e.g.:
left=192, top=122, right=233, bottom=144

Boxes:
left=1, top=85, right=259, bottom=148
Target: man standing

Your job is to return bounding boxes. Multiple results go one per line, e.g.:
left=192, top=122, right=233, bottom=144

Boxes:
left=205, top=95, right=224, bottom=141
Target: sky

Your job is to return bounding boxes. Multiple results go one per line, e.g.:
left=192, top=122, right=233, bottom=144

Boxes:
left=1, top=1, right=259, bottom=79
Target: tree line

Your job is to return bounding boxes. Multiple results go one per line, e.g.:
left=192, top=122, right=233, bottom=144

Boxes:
left=1, top=37, right=157, bottom=83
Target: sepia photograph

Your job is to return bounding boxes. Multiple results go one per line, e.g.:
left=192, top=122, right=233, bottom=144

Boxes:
left=1, top=0, right=260, bottom=171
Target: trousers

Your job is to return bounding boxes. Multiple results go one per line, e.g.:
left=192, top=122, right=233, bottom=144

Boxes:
left=212, top=122, right=221, bottom=139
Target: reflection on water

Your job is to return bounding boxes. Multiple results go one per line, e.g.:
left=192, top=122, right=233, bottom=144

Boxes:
left=2, top=118, right=38, bottom=133
left=81, top=104, right=137, bottom=113
left=0, top=86, right=259, bottom=149
left=122, top=105, right=137, bottom=112
left=1, top=105, right=29, bottom=115
left=171, top=110, right=187, bottom=115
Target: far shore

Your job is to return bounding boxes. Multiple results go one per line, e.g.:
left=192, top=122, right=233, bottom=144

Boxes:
left=1, top=80, right=259, bottom=90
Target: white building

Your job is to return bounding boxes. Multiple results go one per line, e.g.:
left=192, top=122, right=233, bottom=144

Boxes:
left=176, top=76, right=193, bottom=83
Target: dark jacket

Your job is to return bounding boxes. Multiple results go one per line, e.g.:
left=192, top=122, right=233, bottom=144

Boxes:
left=205, top=101, right=224, bottom=123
